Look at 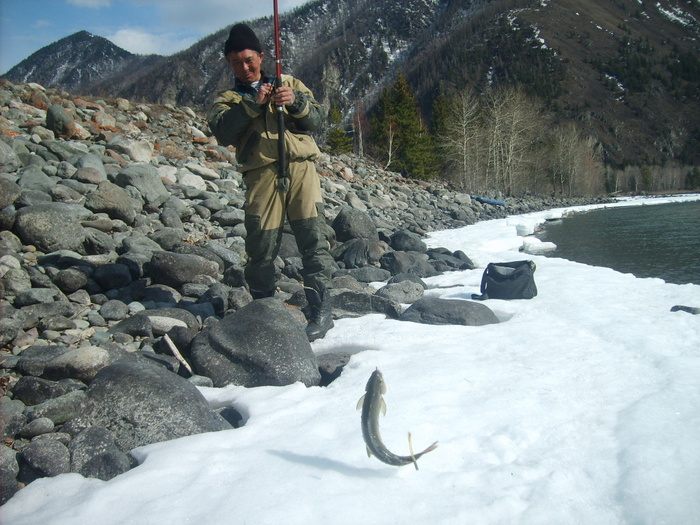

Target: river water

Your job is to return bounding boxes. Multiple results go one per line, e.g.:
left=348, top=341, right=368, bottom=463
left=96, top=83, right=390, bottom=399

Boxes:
left=535, top=199, right=700, bottom=285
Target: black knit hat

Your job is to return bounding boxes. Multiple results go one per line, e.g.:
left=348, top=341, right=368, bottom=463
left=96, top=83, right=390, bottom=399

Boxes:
left=224, top=23, right=263, bottom=56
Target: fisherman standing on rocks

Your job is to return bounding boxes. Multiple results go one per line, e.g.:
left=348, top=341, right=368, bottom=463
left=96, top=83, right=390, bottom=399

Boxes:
left=208, top=23, right=335, bottom=341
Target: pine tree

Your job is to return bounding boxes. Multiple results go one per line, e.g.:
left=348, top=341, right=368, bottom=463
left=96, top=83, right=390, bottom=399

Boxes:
left=326, top=102, right=353, bottom=155
left=369, top=74, right=438, bottom=179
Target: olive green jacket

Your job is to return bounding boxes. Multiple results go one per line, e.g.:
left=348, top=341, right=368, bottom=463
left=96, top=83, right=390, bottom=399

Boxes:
left=208, top=74, right=323, bottom=172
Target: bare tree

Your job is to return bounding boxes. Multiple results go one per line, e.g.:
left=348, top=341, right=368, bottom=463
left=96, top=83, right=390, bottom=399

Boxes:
left=437, top=88, right=482, bottom=192
left=483, top=87, right=543, bottom=195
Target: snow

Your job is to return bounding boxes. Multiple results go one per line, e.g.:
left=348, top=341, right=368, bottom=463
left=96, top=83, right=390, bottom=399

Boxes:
left=3, top=196, right=700, bottom=525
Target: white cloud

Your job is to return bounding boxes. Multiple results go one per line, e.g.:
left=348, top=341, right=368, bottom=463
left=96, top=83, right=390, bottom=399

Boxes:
left=66, top=0, right=111, bottom=7
left=107, top=27, right=197, bottom=56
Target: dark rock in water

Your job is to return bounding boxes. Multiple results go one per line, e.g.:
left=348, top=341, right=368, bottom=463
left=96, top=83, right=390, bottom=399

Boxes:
left=14, top=203, right=87, bottom=253
left=84, top=361, right=232, bottom=451
left=190, top=298, right=321, bottom=388
left=399, top=297, right=499, bottom=326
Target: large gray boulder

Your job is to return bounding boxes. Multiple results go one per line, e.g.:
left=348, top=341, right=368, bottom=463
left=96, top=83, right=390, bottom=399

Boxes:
left=84, top=361, right=232, bottom=452
left=85, top=180, right=137, bottom=224
left=399, top=297, right=500, bottom=326
left=147, top=251, right=219, bottom=288
left=114, top=163, right=169, bottom=208
left=190, top=298, right=321, bottom=388
left=14, top=203, right=87, bottom=253
left=332, top=205, right=378, bottom=241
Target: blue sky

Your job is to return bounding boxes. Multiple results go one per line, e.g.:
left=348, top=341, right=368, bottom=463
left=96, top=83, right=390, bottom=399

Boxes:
left=0, top=0, right=309, bottom=75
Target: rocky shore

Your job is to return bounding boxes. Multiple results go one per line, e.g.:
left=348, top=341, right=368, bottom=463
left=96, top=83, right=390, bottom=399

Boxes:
left=0, top=79, right=607, bottom=504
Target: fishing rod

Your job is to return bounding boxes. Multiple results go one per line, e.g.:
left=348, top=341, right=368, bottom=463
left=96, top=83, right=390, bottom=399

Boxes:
left=273, top=0, right=288, bottom=193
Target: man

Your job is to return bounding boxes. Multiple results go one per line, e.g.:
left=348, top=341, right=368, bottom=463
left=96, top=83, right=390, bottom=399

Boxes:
left=208, top=23, right=335, bottom=341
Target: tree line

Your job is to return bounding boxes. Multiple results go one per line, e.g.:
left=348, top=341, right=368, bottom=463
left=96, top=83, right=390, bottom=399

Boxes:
left=325, top=73, right=699, bottom=196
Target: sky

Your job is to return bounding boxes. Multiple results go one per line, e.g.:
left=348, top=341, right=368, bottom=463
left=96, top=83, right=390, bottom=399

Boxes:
left=0, top=0, right=311, bottom=75
left=2, top=195, right=700, bottom=525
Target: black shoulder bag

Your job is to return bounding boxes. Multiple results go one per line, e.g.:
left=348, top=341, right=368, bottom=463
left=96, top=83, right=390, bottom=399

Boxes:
left=472, top=260, right=538, bottom=300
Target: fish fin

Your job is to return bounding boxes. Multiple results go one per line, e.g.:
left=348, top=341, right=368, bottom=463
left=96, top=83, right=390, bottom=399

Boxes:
left=408, top=432, right=419, bottom=471
left=356, top=394, right=365, bottom=411
left=366, top=446, right=373, bottom=458
left=417, top=441, right=439, bottom=456
left=380, top=397, right=387, bottom=417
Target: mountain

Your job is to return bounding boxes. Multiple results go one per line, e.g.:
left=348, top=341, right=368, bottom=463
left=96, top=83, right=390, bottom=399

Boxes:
left=3, top=31, right=164, bottom=95
left=2, top=0, right=699, bottom=167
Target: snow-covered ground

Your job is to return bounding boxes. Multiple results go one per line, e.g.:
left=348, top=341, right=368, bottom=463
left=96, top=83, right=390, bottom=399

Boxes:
left=3, top=195, right=700, bottom=525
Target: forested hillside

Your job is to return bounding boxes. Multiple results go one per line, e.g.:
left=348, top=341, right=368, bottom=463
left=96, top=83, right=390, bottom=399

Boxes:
left=3, top=0, right=699, bottom=195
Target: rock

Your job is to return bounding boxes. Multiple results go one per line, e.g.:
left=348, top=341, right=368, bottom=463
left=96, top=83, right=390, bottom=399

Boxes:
left=332, top=289, right=401, bottom=318
left=107, top=136, right=154, bottom=163
left=0, top=141, right=21, bottom=174
left=332, top=206, right=378, bottom=241
left=93, top=264, right=133, bottom=292
left=190, top=298, right=321, bottom=387
left=114, top=163, right=169, bottom=208
left=1, top=397, right=27, bottom=440
left=85, top=181, right=137, bottom=224
left=318, top=352, right=350, bottom=386
left=19, top=416, right=55, bottom=438
left=380, top=251, right=438, bottom=278
left=375, top=280, right=424, bottom=304
left=45, top=103, right=75, bottom=138
left=11, top=376, right=85, bottom=406
left=0, top=445, right=20, bottom=504
left=14, top=203, right=87, bottom=253
left=147, top=251, right=219, bottom=288
left=390, top=230, right=427, bottom=252
left=84, top=361, right=232, bottom=451
left=399, top=297, right=499, bottom=326
left=42, top=346, right=112, bottom=382
left=18, top=439, right=71, bottom=482
left=24, top=390, right=88, bottom=425
left=69, top=427, right=132, bottom=480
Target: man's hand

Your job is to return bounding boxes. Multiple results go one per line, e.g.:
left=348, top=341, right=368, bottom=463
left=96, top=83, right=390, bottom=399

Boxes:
left=273, top=86, right=295, bottom=107
left=256, top=82, right=274, bottom=105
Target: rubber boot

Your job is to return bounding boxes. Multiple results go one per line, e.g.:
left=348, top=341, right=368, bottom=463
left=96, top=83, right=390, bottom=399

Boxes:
left=305, top=288, right=333, bottom=342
